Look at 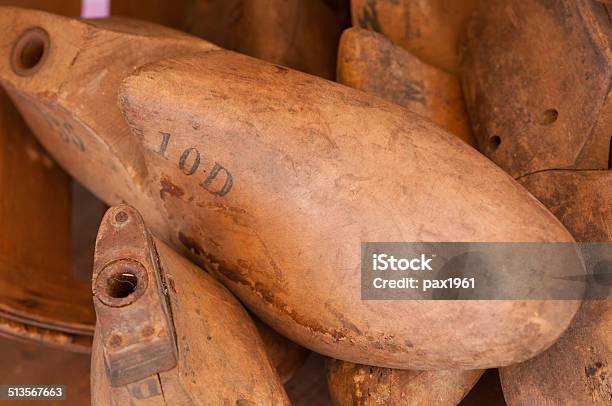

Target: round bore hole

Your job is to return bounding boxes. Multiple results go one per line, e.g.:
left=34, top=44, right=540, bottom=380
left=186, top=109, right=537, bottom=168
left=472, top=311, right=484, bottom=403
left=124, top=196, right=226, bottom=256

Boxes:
left=540, top=109, right=559, bottom=126
left=114, top=211, right=128, bottom=223
left=489, top=135, right=501, bottom=150
left=10, top=28, right=50, bottom=76
left=106, top=270, right=138, bottom=298
left=95, top=260, right=148, bottom=307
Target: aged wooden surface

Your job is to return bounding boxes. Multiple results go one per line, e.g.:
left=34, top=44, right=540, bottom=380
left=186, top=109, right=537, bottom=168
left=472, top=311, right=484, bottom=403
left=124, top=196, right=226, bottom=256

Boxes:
left=326, top=359, right=482, bottom=405
left=518, top=171, right=611, bottom=243
left=351, top=0, right=480, bottom=74
left=0, top=314, right=91, bottom=353
left=93, top=206, right=178, bottom=387
left=116, top=45, right=581, bottom=371
left=111, top=0, right=193, bottom=29
left=461, top=0, right=611, bottom=178
left=462, top=2, right=611, bottom=403
left=111, top=0, right=311, bottom=384
left=0, top=0, right=95, bottom=351
left=500, top=171, right=612, bottom=405
left=186, top=0, right=348, bottom=79
left=112, top=0, right=349, bottom=79
left=0, top=335, right=90, bottom=405
left=0, top=91, right=94, bottom=342
left=70, top=180, right=108, bottom=283
left=337, top=27, right=475, bottom=146
left=501, top=300, right=612, bottom=405
left=91, top=205, right=288, bottom=405
left=331, top=24, right=480, bottom=404
left=0, top=8, right=582, bottom=369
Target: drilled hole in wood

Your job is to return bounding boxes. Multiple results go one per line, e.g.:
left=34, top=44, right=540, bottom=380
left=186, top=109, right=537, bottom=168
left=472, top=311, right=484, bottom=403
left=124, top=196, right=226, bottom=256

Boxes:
left=489, top=135, right=501, bottom=151
left=10, top=27, right=50, bottom=76
left=95, top=260, right=148, bottom=307
left=114, top=210, right=128, bottom=223
left=107, top=271, right=138, bottom=298
left=540, top=108, right=559, bottom=125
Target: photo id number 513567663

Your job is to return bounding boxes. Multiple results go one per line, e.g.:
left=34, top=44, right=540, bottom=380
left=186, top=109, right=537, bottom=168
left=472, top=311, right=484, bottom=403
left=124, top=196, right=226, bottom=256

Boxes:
left=0, top=385, right=66, bottom=400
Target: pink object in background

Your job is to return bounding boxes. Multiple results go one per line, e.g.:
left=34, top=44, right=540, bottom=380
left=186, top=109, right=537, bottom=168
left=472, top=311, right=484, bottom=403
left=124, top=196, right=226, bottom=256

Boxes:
left=81, top=0, right=110, bottom=18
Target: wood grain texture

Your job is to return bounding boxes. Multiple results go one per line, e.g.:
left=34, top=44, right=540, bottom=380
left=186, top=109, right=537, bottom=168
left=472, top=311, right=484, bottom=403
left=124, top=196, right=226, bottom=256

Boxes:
left=92, top=206, right=178, bottom=388
left=518, top=171, right=611, bottom=243
left=112, top=0, right=349, bottom=79
left=351, top=0, right=480, bottom=74
left=501, top=301, right=612, bottom=406
left=500, top=171, right=612, bottom=405
left=111, top=0, right=311, bottom=383
left=326, top=359, right=482, bottom=405
left=337, top=27, right=475, bottom=146
left=461, top=0, right=611, bottom=178
left=91, top=205, right=289, bottom=405
left=185, top=0, right=348, bottom=79
left=111, top=0, right=193, bottom=29
left=0, top=89, right=93, bottom=337
left=118, top=51, right=579, bottom=369
left=0, top=8, right=581, bottom=369
left=0, top=0, right=95, bottom=351
left=462, top=3, right=611, bottom=402
left=0, top=335, right=90, bottom=405
left=331, top=25, right=480, bottom=404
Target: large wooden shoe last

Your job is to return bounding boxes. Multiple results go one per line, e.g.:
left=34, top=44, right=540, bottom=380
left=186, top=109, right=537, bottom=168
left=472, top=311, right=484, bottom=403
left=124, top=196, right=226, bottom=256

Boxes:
left=328, top=14, right=484, bottom=403
left=0, top=7, right=582, bottom=369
